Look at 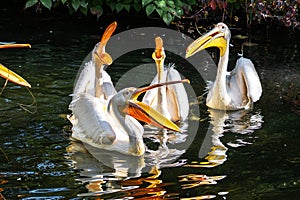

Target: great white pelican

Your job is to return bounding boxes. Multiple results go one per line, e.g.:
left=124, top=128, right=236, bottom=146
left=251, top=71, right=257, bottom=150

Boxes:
left=186, top=23, right=262, bottom=110
left=69, top=80, right=189, bottom=156
left=73, top=22, right=117, bottom=100
left=69, top=22, right=189, bottom=156
left=0, top=43, right=31, bottom=88
left=143, top=37, right=189, bottom=122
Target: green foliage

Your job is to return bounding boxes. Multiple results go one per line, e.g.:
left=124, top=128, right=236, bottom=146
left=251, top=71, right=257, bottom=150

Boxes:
left=24, top=0, right=197, bottom=25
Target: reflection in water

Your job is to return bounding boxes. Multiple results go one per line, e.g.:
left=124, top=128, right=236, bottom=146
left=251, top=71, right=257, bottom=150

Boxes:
left=186, top=108, right=263, bottom=168
left=66, top=107, right=264, bottom=198
left=66, top=126, right=187, bottom=198
left=180, top=108, right=263, bottom=199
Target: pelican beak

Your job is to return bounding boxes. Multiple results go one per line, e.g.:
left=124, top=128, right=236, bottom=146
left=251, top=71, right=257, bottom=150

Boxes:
left=126, top=79, right=190, bottom=132
left=0, top=63, right=31, bottom=88
left=152, top=37, right=165, bottom=74
left=0, top=43, right=31, bottom=49
left=185, top=25, right=227, bottom=58
left=93, top=21, right=117, bottom=66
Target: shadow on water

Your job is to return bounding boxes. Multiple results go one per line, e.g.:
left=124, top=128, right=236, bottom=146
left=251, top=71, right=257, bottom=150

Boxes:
left=0, top=21, right=299, bottom=199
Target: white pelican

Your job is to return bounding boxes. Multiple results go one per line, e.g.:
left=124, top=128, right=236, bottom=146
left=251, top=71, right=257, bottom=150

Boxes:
left=186, top=23, right=262, bottom=110
left=73, top=22, right=117, bottom=100
left=0, top=43, right=31, bottom=88
left=69, top=80, right=189, bottom=156
left=143, top=37, right=189, bottom=122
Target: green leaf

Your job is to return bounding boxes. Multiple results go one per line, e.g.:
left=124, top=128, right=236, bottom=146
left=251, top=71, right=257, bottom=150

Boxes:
left=156, top=8, right=163, bottom=17
left=176, top=8, right=183, bottom=16
left=108, top=1, right=116, bottom=11
left=142, top=0, right=152, bottom=7
left=124, top=4, right=130, bottom=12
left=80, top=1, right=88, bottom=9
left=162, top=12, right=173, bottom=25
left=133, top=1, right=141, bottom=12
left=71, top=0, right=80, bottom=11
left=61, top=0, right=68, bottom=4
left=167, top=0, right=175, bottom=8
left=145, top=4, right=156, bottom=16
left=40, top=0, right=52, bottom=10
left=80, top=6, right=88, bottom=15
left=25, top=0, right=38, bottom=8
left=174, top=0, right=183, bottom=7
left=155, top=0, right=166, bottom=8
left=116, top=3, right=124, bottom=12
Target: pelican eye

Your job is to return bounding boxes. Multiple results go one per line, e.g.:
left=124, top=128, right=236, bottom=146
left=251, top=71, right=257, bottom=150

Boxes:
left=219, top=25, right=226, bottom=32
left=124, top=91, right=130, bottom=96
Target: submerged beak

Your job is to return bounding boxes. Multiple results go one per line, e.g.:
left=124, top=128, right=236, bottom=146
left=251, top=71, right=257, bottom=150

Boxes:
left=0, top=43, right=31, bottom=49
left=93, top=21, right=117, bottom=66
left=185, top=25, right=227, bottom=58
left=0, top=63, right=31, bottom=88
left=127, top=79, right=190, bottom=132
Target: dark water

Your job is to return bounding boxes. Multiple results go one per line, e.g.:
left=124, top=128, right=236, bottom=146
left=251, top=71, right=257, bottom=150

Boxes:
left=0, top=21, right=299, bottom=200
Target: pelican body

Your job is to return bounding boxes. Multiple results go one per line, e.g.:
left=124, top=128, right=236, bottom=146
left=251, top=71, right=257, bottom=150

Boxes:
left=143, top=37, right=189, bottom=122
left=69, top=80, right=187, bottom=156
left=69, top=22, right=187, bottom=156
left=186, top=23, right=262, bottom=110
left=0, top=43, right=31, bottom=88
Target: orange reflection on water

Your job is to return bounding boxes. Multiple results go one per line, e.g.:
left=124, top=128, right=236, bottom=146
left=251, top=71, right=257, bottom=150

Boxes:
left=179, top=174, right=226, bottom=189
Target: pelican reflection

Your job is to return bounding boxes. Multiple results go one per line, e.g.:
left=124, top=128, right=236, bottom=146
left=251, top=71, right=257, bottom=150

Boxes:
left=188, top=108, right=263, bottom=168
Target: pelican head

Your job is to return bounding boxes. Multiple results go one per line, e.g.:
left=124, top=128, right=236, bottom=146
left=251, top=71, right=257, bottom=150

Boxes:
left=93, top=21, right=117, bottom=67
left=0, top=43, right=31, bottom=88
left=186, top=23, right=230, bottom=58
left=108, top=79, right=190, bottom=133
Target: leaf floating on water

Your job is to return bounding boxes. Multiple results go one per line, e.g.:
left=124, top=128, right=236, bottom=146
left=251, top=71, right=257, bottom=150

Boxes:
left=234, top=34, right=249, bottom=40
left=181, top=194, right=216, bottom=199
left=218, top=191, right=229, bottom=195
left=0, top=42, right=16, bottom=45
left=243, top=42, right=259, bottom=47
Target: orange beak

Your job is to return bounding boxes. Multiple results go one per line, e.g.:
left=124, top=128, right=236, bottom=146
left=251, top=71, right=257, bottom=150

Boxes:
left=93, top=21, right=117, bottom=66
left=127, top=79, right=190, bottom=132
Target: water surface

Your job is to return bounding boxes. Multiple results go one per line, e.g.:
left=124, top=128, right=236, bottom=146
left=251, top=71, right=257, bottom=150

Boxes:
left=0, top=22, right=299, bottom=199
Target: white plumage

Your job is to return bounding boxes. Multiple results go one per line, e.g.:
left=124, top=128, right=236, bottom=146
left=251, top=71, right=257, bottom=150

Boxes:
left=186, top=23, right=262, bottom=110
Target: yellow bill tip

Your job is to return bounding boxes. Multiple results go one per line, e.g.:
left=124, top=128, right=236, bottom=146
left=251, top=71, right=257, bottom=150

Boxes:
left=0, top=63, right=31, bottom=88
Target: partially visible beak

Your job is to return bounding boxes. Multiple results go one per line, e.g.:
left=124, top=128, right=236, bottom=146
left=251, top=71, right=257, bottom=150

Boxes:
left=127, top=79, right=190, bottom=132
left=0, top=63, right=31, bottom=88
left=0, top=43, right=31, bottom=49
left=185, top=26, right=227, bottom=58
left=93, top=21, right=117, bottom=66
left=153, top=37, right=164, bottom=59
left=100, top=21, right=117, bottom=46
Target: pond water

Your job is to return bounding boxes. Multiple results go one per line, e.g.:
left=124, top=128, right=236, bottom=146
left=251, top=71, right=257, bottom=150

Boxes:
left=0, top=20, right=299, bottom=199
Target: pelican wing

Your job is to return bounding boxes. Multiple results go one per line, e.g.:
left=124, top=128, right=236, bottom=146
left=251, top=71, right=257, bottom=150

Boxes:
left=73, top=61, right=95, bottom=97
left=142, top=73, right=159, bottom=107
left=102, top=70, right=117, bottom=100
left=70, top=93, right=116, bottom=146
left=165, top=67, right=189, bottom=122
left=235, top=57, right=262, bottom=102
